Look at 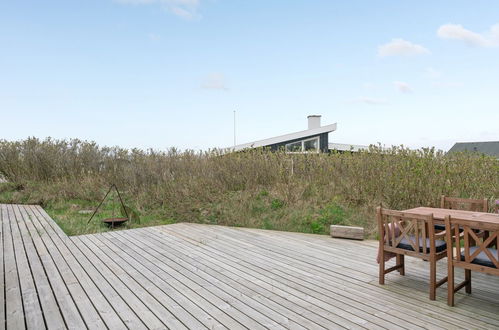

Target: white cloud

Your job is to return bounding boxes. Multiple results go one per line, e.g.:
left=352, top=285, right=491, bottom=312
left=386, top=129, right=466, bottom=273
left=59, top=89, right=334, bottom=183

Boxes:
left=202, top=73, right=228, bottom=90
left=114, top=0, right=201, bottom=19
left=378, top=38, right=430, bottom=57
left=393, top=81, right=412, bottom=93
left=353, top=97, right=388, bottom=105
left=437, top=23, right=499, bottom=47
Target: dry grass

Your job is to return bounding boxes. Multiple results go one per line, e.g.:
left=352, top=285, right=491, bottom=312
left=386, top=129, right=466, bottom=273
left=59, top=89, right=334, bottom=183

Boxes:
left=1, top=137, right=498, bottom=237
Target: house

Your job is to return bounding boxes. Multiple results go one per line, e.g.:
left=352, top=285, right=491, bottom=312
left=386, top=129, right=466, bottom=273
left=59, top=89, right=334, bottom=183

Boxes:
left=448, top=141, right=499, bottom=157
left=328, top=142, right=368, bottom=153
left=232, top=115, right=367, bottom=153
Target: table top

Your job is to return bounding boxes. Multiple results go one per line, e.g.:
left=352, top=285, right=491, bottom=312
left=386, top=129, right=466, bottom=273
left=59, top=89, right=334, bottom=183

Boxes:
left=403, top=207, right=499, bottom=225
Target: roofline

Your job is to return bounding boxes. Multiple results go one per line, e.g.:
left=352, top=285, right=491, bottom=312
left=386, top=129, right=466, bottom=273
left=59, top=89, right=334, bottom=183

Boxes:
left=452, top=141, right=499, bottom=144
left=231, top=123, right=337, bottom=151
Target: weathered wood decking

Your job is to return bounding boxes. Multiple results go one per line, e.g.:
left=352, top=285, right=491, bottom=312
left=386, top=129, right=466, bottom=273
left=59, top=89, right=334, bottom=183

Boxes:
left=1, top=204, right=499, bottom=329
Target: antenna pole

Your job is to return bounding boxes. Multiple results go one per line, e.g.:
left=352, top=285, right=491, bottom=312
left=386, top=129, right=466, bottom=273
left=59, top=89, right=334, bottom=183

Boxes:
left=233, top=109, right=236, bottom=147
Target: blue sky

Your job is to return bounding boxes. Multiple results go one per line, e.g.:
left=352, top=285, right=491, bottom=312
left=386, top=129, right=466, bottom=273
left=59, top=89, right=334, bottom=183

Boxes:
left=1, top=1, right=499, bottom=151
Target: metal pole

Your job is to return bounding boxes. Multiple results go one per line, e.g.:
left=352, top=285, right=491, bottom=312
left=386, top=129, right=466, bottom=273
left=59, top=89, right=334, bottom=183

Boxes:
left=114, top=184, right=129, bottom=219
left=87, top=184, right=114, bottom=225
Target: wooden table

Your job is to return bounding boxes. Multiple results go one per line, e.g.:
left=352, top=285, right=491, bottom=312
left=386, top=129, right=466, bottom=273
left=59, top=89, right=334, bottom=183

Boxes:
left=403, top=207, right=499, bottom=227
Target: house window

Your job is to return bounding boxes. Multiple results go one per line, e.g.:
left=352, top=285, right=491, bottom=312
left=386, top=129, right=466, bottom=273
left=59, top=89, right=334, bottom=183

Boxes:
left=285, top=141, right=302, bottom=152
left=285, top=137, right=320, bottom=153
left=304, top=138, right=318, bottom=151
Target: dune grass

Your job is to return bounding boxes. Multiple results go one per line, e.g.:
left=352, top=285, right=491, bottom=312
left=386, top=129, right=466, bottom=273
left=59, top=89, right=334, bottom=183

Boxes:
left=1, top=137, right=498, bottom=237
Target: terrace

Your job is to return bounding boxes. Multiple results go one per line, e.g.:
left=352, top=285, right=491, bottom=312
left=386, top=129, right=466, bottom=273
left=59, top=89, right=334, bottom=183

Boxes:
left=1, top=203, right=499, bottom=329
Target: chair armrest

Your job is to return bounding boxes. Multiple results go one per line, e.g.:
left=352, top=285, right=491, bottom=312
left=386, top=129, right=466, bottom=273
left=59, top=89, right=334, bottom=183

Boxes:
left=434, top=231, right=447, bottom=239
left=434, top=230, right=466, bottom=239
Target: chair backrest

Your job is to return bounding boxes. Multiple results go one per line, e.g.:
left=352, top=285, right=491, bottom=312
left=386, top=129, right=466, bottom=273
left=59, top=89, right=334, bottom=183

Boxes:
left=440, top=196, right=488, bottom=212
left=377, top=207, right=437, bottom=257
left=444, top=215, right=499, bottom=275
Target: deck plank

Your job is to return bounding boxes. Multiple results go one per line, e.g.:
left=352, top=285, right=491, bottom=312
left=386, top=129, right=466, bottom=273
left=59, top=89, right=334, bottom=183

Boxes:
left=20, top=205, right=89, bottom=329
left=263, top=228, right=499, bottom=308
left=2, top=204, right=25, bottom=330
left=28, top=205, right=143, bottom=330
left=151, top=225, right=419, bottom=330
left=13, top=204, right=66, bottom=329
left=25, top=205, right=110, bottom=329
left=72, top=235, right=188, bottom=330
left=109, top=229, right=282, bottom=329
left=9, top=204, right=46, bottom=329
left=176, top=223, right=498, bottom=328
left=2, top=204, right=499, bottom=330
left=86, top=233, right=235, bottom=329
left=91, top=232, right=249, bottom=330
left=216, top=224, right=499, bottom=321
left=135, top=227, right=376, bottom=329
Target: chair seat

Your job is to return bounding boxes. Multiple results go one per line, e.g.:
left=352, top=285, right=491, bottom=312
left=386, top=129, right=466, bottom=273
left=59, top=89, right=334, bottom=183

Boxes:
left=397, top=236, right=447, bottom=253
left=434, top=224, right=464, bottom=232
left=461, top=246, right=498, bottom=268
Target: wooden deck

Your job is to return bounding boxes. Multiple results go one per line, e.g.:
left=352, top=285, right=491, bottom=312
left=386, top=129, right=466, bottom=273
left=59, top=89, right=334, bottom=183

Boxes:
left=1, top=204, right=499, bottom=329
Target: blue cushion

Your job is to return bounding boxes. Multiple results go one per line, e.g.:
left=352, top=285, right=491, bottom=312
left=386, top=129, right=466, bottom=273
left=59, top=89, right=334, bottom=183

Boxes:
left=461, top=246, right=498, bottom=268
left=434, top=224, right=446, bottom=231
left=397, top=236, right=447, bottom=253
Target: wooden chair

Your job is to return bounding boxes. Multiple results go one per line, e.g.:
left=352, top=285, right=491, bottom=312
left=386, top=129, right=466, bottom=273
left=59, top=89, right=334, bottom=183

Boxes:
left=440, top=196, right=488, bottom=212
left=436, top=196, right=488, bottom=231
left=377, top=207, right=448, bottom=300
left=444, top=215, right=499, bottom=306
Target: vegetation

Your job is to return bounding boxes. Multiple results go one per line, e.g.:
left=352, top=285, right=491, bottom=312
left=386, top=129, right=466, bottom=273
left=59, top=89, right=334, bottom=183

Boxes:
left=1, top=137, right=498, bottom=237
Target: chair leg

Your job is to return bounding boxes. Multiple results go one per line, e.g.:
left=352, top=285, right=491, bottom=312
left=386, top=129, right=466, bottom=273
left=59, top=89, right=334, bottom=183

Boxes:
left=465, top=269, right=472, bottom=294
left=447, top=260, right=454, bottom=306
left=429, top=257, right=436, bottom=300
left=396, top=254, right=405, bottom=275
left=379, top=255, right=385, bottom=285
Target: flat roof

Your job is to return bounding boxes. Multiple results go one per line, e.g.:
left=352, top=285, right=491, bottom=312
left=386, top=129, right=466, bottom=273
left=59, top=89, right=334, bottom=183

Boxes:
left=328, top=142, right=368, bottom=152
left=231, top=123, right=337, bottom=151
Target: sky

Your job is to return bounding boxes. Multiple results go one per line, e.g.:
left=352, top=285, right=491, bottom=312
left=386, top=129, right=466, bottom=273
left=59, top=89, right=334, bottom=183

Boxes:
left=1, top=1, right=499, bottom=151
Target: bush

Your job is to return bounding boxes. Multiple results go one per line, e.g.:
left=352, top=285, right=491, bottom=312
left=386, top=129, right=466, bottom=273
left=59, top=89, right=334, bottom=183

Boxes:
left=1, top=137, right=498, bottom=236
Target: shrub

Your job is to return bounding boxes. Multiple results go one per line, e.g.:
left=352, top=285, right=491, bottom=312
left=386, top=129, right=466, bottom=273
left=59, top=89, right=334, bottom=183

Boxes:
left=1, top=137, right=498, bottom=236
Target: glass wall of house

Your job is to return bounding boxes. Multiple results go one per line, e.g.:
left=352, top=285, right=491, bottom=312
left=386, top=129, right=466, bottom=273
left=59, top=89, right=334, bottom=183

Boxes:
left=285, top=136, right=320, bottom=153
